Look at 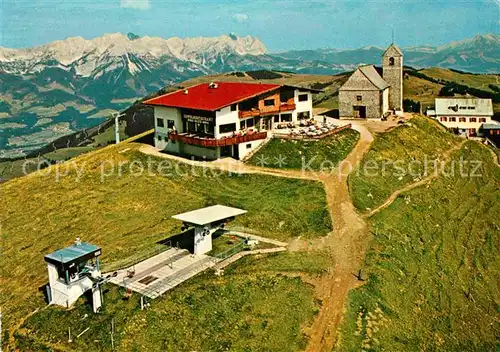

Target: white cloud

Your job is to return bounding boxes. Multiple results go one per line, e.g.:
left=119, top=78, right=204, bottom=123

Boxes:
left=120, top=0, right=150, bottom=10
left=233, top=13, right=249, bottom=23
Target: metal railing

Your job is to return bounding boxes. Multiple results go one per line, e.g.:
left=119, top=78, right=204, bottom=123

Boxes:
left=169, top=131, right=267, bottom=147
left=214, top=241, right=246, bottom=261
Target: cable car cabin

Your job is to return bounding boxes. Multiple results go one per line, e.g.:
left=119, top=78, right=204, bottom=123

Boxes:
left=44, top=239, right=102, bottom=310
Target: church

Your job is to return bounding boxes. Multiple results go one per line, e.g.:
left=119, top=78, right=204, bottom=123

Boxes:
left=339, top=43, right=403, bottom=119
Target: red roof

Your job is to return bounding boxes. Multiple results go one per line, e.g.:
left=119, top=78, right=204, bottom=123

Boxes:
left=143, top=82, right=281, bottom=111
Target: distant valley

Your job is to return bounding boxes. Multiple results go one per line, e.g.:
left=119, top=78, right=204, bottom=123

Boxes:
left=0, top=32, right=499, bottom=158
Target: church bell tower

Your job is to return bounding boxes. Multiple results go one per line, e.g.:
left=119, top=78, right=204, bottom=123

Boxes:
left=382, top=43, right=403, bottom=111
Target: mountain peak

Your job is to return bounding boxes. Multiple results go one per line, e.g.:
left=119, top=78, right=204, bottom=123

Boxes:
left=127, top=32, right=141, bottom=41
left=438, top=33, right=499, bottom=51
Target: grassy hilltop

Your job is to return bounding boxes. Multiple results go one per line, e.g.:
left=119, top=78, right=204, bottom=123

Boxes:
left=340, top=117, right=500, bottom=351
left=0, top=141, right=332, bottom=350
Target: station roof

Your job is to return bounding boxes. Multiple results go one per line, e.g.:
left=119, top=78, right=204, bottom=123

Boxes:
left=44, top=242, right=101, bottom=267
left=172, top=205, right=247, bottom=226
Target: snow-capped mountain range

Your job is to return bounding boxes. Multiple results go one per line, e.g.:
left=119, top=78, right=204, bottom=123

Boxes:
left=0, top=33, right=267, bottom=77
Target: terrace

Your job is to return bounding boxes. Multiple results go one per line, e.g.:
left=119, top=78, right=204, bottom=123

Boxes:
left=169, top=130, right=268, bottom=147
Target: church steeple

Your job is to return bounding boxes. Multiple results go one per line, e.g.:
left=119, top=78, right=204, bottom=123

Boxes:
left=382, top=43, right=403, bottom=111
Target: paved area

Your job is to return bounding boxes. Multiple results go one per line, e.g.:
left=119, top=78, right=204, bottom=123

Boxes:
left=109, top=248, right=219, bottom=299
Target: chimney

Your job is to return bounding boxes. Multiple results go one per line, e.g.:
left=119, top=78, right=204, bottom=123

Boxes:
left=184, top=89, right=188, bottom=95
left=209, top=82, right=218, bottom=89
left=75, top=237, right=82, bottom=246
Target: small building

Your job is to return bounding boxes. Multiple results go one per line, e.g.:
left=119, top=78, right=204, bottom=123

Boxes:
left=172, top=205, right=247, bottom=255
left=144, top=82, right=319, bottom=160
left=108, top=205, right=248, bottom=299
left=44, top=240, right=103, bottom=312
left=433, top=98, right=494, bottom=136
left=479, top=123, right=500, bottom=147
left=339, top=43, right=404, bottom=119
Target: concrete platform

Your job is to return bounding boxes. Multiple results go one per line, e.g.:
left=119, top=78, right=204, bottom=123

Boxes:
left=109, top=247, right=219, bottom=299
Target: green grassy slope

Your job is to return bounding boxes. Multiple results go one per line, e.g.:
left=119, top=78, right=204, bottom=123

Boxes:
left=17, top=252, right=331, bottom=351
left=0, top=143, right=331, bottom=344
left=338, top=141, right=500, bottom=351
left=349, top=116, right=462, bottom=212
left=421, top=67, right=499, bottom=93
left=403, top=74, right=444, bottom=108
left=247, top=129, right=360, bottom=171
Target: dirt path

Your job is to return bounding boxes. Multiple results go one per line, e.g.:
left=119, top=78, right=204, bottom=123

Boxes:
left=138, top=124, right=375, bottom=351
left=364, top=140, right=466, bottom=219
left=301, top=124, right=374, bottom=352
left=138, top=144, right=318, bottom=181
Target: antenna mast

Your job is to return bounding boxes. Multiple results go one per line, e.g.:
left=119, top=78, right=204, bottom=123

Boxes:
left=112, top=112, right=126, bottom=144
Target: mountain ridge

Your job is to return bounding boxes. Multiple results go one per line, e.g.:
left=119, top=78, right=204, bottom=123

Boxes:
left=0, top=32, right=498, bottom=158
left=0, top=33, right=267, bottom=76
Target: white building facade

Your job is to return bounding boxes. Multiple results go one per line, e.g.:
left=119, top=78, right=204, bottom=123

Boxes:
left=146, top=82, right=317, bottom=160
left=433, top=98, right=494, bottom=136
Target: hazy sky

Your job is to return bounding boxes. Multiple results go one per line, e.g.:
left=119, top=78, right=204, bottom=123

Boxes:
left=1, top=0, right=498, bottom=51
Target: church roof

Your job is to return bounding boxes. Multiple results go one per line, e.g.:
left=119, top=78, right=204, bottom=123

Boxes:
left=358, top=65, right=390, bottom=90
left=339, top=65, right=389, bottom=91
left=382, top=43, right=403, bottom=57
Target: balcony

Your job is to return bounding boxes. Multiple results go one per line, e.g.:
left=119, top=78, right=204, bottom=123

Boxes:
left=279, top=103, right=296, bottom=112
left=239, top=109, right=261, bottom=119
left=238, top=103, right=296, bottom=118
left=168, top=131, right=268, bottom=147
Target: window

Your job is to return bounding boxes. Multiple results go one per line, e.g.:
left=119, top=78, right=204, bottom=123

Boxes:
left=281, top=113, right=292, bottom=122
left=459, top=117, right=466, bottom=122
left=449, top=117, right=456, bottom=122
left=459, top=107, right=466, bottom=110
left=240, top=120, right=246, bottom=129
left=280, top=90, right=294, bottom=103
left=157, top=135, right=162, bottom=141
left=440, top=117, right=447, bottom=122
left=298, top=94, right=309, bottom=102
left=468, top=106, right=476, bottom=110
left=356, top=95, right=362, bottom=102
left=298, top=111, right=311, bottom=120
left=274, top=115, right=280, bottom=123
left=264, top=99, right=275, bottom=107
left=479, top=118, right=486, bottom=123
left=231, top=104, right=237, bottom=112
left=246, top=143, right=252, bottom=149
left=207, top=124, right=215, bottom=135
left=247, top=118, right=255, bottom=128
left=187, top=121, right=196, bottom=133
left=219, top=123, right=236, bottom=134
left=167, top=119, right=175, bottom=128
left=470, top=117, right=477, bottom=123
left=156, top=118, right=164, bottom=127
left=389, top=57, right=395, bottom=66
